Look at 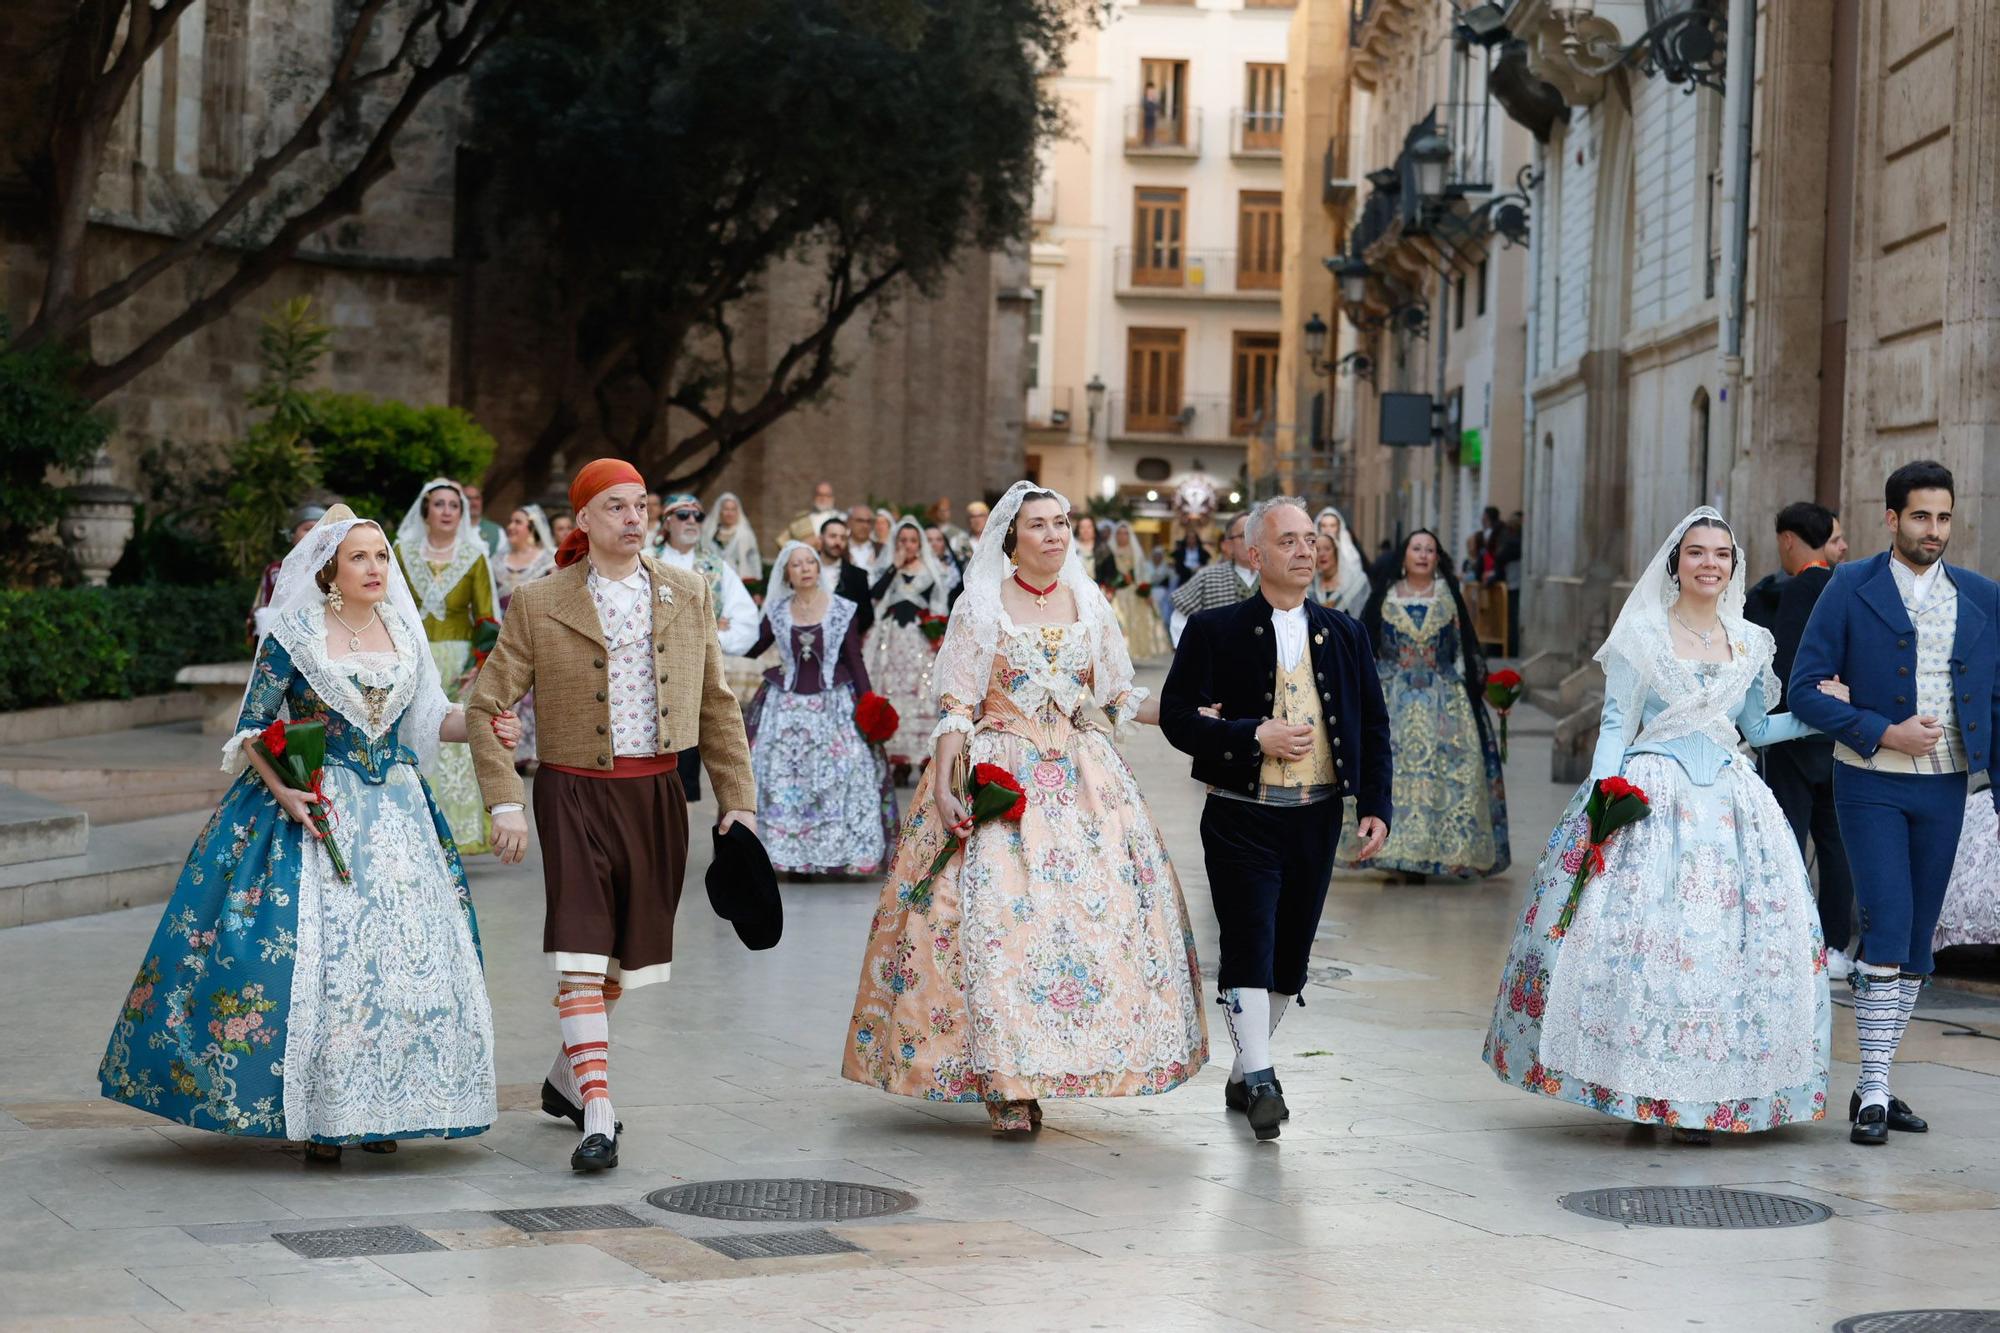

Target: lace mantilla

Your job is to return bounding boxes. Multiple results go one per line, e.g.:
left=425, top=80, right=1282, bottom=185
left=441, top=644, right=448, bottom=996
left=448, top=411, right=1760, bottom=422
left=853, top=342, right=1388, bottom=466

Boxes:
left=771, top=595, right=858, bottom=692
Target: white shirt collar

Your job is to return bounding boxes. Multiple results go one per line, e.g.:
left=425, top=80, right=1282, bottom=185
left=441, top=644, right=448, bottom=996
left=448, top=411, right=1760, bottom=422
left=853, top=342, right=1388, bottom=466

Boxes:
left=1890, top=555, right=1949, bottom=609
left=1270, top=599, right=1308, bottom=670
left=589, top=562, right=649, bottom=589
left=656, top=544, right=697, bottom=570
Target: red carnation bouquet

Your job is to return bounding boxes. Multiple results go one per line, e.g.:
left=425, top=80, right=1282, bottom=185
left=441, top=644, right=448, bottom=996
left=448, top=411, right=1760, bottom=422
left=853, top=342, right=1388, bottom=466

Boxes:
left=1485, top=668, right=1525, bottom=760
left=1134, top=581, right=1152, bottom=599
left=854, top=691, right=900, bottom=744
left=1549, top=775, right=1650, bottom=939
left=906, top=762, right=1027, bottom=906
left=253, top=720, right=351, bottom=884
left=918, top=611, right=949, bottom=650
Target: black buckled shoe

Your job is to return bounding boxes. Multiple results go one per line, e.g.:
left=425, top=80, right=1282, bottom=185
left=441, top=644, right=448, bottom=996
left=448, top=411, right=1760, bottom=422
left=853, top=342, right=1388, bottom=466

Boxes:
left=1850, top=1103, right=1889, bottom=1146
left=543, top=1080, right=622, bottom=1136
left=571, top=1132, right=618, bottom=1171
left=1245, top=1084, right=1287, bottom=1141
left=1225, top=1076, right=1290, bottom=1118
left=1849, top=1090, right=1928, bottom=1133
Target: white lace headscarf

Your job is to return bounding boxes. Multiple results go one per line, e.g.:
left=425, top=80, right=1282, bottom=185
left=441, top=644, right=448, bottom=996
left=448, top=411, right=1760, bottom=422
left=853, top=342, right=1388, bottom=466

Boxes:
left=516, top=503, right=554, bottom=552
left=881, top=516, right=948, bottom=604
left=929, top=480, right=1137, bottom=736
left=701, top=491, right=762, bottom=575
left=396, top=478, right=496, bottom=624
left=1594, top=505, right=1778, bottom=750
left=763, top=539, right=823, bottom=621
left=230, top=506, right=453, bottom=772
left=1314, top=506, right=1371, bottom=612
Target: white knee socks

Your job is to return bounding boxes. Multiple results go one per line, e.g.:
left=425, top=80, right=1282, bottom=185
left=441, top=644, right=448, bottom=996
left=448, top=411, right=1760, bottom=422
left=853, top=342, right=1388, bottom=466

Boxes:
left=548, top=981, right=620, bottom=1105
left=557, top=977, right=616, bottom=1139
left=1852, top=963, right=1902, bottom=1112
left=1224, top=990, right=1293, bottom=1083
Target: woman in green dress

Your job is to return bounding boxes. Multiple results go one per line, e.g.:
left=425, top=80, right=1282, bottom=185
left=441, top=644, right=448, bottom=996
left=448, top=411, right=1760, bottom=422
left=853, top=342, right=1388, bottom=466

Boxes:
left=395, top=479, right=498, bottom=855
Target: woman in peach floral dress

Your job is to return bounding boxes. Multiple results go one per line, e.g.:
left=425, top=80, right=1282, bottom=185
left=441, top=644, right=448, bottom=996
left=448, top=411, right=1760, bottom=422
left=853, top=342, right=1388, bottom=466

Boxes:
left=841, top=483, right=1209, bottom=1131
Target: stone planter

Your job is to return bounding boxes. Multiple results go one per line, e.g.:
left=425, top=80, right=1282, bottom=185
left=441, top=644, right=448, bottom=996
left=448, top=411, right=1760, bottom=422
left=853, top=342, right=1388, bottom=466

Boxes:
left=59, top=451, right=138, bottom=586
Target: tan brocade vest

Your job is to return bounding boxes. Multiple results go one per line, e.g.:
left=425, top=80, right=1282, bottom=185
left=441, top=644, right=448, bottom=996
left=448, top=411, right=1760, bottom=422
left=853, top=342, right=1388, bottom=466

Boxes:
left=1260, top=652, right=1337, bottom=788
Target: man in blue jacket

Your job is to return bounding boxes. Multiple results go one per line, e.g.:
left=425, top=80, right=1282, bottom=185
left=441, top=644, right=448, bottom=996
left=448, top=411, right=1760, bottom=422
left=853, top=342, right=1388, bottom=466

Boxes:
left=1161, top=497, right=1391, bottom=1140
left=1790, top=460, right=2000, bottom=1146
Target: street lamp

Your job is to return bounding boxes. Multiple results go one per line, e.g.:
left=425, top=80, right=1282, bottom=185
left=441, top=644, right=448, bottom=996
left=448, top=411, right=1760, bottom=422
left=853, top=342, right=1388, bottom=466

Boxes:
left=1085, top=374, right=1106, bottom=438
left=1408, top=129, right=1452, bottom=203
left=1303, top=312, right=1328, bottom=366
left=1324, top=254, right=1371, bottom=306
left=1554, top=0, right=1727, bottom=94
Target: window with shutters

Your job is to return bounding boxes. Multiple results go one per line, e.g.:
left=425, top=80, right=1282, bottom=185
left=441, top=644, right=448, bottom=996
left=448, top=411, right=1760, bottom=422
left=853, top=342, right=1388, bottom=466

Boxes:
left=1133, top=187, right=1187, bottom=287
left=1139, top=59, right=1190, bottom=148
left=1237, top=191, right=1282, bottom=290
left=1231, top=331, right=1280, bottom=437
left=1126, top=328, right=1186, bottom=433
left=1242, top=63, right=1284, bottom=151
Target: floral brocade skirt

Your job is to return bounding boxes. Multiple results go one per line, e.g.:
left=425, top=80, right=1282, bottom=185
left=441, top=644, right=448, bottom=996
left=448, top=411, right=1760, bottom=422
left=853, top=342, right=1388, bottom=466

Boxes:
left=427, top=639, right=490, bottom=855
left=865, top=621, right=938, bottom=767
left=1112, top=586, right=1170, bottom=661
left=1340, top=668, right=1509, bottom=878
left=1483, top=754, right=1830, bottom=1133
left=747, top=680, right=899, bottom=875
left=841, top=721, right=1208, bottom=1103
left=1937, top=791, right=2000, bottom=950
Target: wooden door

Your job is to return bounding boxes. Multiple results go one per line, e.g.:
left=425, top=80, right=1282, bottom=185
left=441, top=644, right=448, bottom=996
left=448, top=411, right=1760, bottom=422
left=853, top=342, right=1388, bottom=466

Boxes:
left=1140, top=58, right=1189, bottom=146
left=1231, top=331, right=1280, bottom=436
left=1127, top=328, right=1186, bottom=433
left=1243, top=63, right=1284, bottom=150
left=1133, top=187, right=1186, bottom=287
left=1237, top=191, right=1282, bottom=290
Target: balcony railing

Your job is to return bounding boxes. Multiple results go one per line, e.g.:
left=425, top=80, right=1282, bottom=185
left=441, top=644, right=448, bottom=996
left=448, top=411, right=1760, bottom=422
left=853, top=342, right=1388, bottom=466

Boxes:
left=1114, top=247, right=1282, bottom=298
left=1432, top=99, right=1494, bottom=196
left=1025, top=384, right=1075, bottom=432
left=1107, top=392, right=1259, bottom=441
left=1231, top=108, right=1284, bottom=157
left=1123, top=104, right=1202, bottom=157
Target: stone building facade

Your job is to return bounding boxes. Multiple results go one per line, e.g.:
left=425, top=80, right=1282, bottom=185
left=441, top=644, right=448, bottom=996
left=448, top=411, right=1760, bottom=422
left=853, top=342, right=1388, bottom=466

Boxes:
left=1, top=0, right=1026, bottom=544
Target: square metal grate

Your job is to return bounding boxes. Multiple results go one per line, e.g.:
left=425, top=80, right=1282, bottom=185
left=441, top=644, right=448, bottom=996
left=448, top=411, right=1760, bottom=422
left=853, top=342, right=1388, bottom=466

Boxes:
left=1559, top=1186, right=1831, bottom=1229
left=646, top=1179, right=917, bottom=1222
left=1835, top=1314, right=2000, bottom=1333
left=272, top=1224, right=446, bottom=1259
left=693, top=1228, right=863, bottom=1261
left=491, top=1204, right=654, bottom=1234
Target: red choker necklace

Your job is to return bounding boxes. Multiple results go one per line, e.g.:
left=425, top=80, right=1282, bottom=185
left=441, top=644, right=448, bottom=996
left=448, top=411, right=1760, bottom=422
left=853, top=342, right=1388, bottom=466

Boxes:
left=1013, top=572, right=1059, bottom=607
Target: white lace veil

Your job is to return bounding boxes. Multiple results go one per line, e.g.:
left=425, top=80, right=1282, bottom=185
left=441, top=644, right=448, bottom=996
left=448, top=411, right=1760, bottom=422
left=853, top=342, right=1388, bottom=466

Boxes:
left=240, top=506, right=453, bottom=771
left=396, top=478, right=497, bottom=623
left=882, top=516, right=948, bottom=598
left=1594, top=505, right=1777, bottom=746
left=516, top=503, right=554, bottom=552
left=763, top=539, right=820, bottom=620
left=1315, top=506, right=1371, bottom=609
left=702, top=491, right=759, bottom=560
left=930, top=480, right=1135, bottom=730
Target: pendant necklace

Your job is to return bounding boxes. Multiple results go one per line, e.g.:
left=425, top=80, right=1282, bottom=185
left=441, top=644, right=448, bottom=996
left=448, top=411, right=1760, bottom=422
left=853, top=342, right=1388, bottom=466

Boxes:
left=330, top=606, right=381, bottom=652
left=1672, top=610, right=1717, bottom=651
left=1013, top=573, right=1059, bottom=608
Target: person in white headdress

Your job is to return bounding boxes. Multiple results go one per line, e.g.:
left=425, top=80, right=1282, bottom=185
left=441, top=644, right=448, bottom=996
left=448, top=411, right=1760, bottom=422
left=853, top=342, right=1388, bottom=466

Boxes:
left=1314, top=506, right=1371, bottom=616
left=842, top=482, right=1209, bottom=1133
left=1484, top=507, right=1838, bottom=1143
left=496, top=504, right=557, bottom=768
left=395, top=479, right=500, bottom=856
left=1100, top=520, right=1170, bottom=659
left=99, top=506, right=518, bottom=1161
left=744, top=541, right=899, bottom=876
left=700, top=491, right=764, bottom=586
left=867, top=516, right=952, bottom=780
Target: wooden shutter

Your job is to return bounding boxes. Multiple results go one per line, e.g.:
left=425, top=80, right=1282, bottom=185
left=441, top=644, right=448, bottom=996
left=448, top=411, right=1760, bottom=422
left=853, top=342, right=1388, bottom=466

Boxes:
left=1127, top=328, right=1186, bottom=433
left=1243, top=64, right=1284, bottom=150
left=1133, top=187, right=1187, bottom=288
left=1231, top=331, right=1280, bottom=436
left=1237, top=191, right=1282, bottom=290
left=1140, top=58, right=1189, bottom=146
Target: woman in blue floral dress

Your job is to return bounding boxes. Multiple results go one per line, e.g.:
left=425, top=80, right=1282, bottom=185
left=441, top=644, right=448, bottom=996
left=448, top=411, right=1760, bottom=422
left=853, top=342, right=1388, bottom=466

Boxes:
left=100, top=508, right=516, bottom=1161
left=1340, top=529, right=1510, bottom=881
left=1483, top=508, right=1833, bottom=1143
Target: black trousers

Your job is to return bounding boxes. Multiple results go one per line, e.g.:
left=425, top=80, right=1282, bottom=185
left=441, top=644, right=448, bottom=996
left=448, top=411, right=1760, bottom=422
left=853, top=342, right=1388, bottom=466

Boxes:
left=677, top=746, right=702, bottom=803
left=1763, top=740, right=1853, bottom=951
left=1200, top=794, right=1343, bottom=994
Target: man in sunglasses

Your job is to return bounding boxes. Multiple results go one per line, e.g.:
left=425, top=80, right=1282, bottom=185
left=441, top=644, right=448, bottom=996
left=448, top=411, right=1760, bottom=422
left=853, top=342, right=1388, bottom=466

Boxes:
left=653, top=493, right=759, bottom=800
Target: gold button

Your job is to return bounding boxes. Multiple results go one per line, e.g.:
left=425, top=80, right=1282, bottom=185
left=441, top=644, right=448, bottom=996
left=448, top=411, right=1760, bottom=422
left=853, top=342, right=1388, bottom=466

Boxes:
left=597, top=754, right=608, bottom=766
left=660, top=706, right=670, bottom=716
left=660, top=674, right=669, bottom=684
left=1254, top=626, right=1264, bottom=636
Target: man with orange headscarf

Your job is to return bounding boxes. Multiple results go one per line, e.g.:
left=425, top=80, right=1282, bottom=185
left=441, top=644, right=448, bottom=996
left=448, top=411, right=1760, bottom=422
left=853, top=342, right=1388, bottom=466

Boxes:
left=467, top=459, right=755, bottom=1172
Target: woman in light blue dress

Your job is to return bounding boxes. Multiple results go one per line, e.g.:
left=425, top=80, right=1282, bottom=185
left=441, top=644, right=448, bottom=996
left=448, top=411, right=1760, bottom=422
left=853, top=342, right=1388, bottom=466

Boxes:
left=1484, top=508, right=1833, bottom=1143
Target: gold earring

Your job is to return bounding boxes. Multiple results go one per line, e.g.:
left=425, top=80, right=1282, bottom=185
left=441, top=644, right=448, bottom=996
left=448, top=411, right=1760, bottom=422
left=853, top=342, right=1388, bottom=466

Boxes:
left=327, top=583, right=344, bottom=611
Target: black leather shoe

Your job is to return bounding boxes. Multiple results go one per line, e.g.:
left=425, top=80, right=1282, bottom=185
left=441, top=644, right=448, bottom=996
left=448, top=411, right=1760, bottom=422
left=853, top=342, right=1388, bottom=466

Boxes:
left=571, top=1132, right=618, bottom=1171
left=1850, top=1103, right=1888, bottom=1146
left=1246, top=1084, right=1287, bottom=1141
left=1849, top=1090, right=1927, bottom=1133
left=542, top=1078, right=583, bottom=1129
left=1225, top=1077, right=1289, bottom=1118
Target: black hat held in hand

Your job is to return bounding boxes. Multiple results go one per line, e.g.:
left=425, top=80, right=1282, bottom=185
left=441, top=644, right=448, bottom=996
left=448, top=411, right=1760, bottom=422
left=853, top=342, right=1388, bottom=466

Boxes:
left=706, top=821, right=782, bottom=950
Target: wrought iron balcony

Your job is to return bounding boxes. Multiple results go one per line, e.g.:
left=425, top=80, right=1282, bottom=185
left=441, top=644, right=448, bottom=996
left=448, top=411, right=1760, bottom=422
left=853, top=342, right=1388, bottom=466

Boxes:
left=1123, top=104, right=1202, bottom=158
left=1231, top=108, right=1285, bottom=159
left=1114, top=247, right=1281, bottom=299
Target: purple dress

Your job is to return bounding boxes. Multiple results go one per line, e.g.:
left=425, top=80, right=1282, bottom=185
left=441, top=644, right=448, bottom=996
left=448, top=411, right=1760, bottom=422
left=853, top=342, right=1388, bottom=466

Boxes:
left=745, top=596, right=900, bottom=874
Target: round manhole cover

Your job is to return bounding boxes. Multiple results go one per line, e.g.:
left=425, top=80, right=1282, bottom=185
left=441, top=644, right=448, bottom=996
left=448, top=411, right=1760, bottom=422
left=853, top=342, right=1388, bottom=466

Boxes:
left=646, top=1178, right=917, bottom=1222
left=1835, top=1314, right=2000, bottom=1333
left=1558, top=1186, right=1831, bottom=1229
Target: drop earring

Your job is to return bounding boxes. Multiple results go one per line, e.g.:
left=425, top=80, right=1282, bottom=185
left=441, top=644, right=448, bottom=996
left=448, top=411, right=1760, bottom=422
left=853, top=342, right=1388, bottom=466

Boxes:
left=327, top=583, right=345, bottom=612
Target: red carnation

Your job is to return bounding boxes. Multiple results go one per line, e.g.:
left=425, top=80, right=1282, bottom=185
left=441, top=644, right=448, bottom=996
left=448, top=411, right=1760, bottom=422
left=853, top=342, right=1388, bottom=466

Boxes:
left=972, top=763, right=1028, bottom=821
left=854, top=691, right=900, bottom=744
left=1489, top=668, right=1522, bottom=689
left=259, top=719, right=287, bottom=757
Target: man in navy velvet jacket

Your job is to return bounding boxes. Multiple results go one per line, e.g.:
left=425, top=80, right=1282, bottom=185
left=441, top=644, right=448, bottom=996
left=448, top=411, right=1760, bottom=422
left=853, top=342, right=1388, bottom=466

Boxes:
left=1161, top=497, right=1390, bottom=1141
left=1791, top=460, right=2000, bottom=1147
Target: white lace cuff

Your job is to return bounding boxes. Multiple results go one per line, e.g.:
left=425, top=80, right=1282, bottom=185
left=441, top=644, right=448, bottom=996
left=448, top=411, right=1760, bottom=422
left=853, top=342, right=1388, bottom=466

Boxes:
left=929, top=712, right=975, bottom=742
left=219, top=728, right=262, bottom=776
left=1107, top=686, right=1150, bottom=741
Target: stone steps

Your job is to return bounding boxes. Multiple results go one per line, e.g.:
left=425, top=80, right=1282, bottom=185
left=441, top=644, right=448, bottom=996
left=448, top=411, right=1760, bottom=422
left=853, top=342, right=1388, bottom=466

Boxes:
left=0, top=784, right=89, bottom=869
left=0, top=765, right=231, bottom=826
left=0, top=808, right=206, bottom=929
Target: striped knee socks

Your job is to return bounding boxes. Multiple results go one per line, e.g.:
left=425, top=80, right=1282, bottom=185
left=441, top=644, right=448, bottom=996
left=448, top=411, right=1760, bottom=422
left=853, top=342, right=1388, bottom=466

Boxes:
left=547, top=981, right=620, bottom=1105
left=1852, top=963, right=1902, bottom=1113
left=557, top=978, right=616, bottom=1139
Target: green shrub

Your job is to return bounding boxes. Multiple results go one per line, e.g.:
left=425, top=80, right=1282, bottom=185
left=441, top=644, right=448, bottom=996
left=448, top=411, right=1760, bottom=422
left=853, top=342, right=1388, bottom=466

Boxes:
left=0, top=316, right=112, bottom=577
left=0, top=585, right=251, bottom=712
left=308, top=394, right=497, bottom=526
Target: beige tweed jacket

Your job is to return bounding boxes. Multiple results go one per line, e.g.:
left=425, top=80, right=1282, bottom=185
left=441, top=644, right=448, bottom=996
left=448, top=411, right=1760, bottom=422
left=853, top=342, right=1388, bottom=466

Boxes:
left=465, top=555, right=755, bottom=815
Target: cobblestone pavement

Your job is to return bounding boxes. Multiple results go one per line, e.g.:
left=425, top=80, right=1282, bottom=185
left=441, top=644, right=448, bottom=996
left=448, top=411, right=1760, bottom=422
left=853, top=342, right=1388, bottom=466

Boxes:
left=5, top=671, right=2000, bottom=1331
